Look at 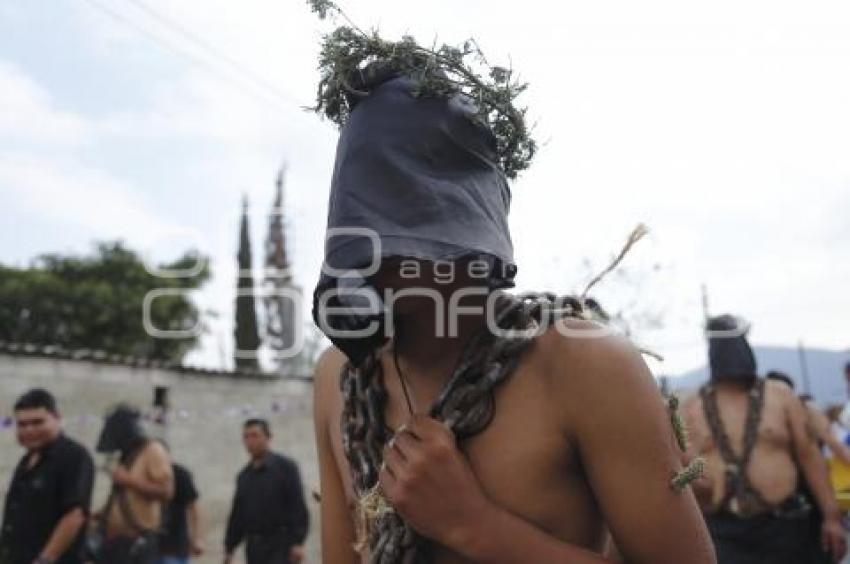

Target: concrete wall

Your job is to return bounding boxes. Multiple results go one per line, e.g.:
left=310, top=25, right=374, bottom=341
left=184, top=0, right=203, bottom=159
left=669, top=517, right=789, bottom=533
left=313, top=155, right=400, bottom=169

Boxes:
left=0, top=353, right=320, bottom=563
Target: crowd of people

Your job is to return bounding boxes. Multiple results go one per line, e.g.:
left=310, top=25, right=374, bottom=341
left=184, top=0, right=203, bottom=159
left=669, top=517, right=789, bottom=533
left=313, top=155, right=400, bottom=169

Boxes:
left=0, top=390, right=308, bottom=564
left=2, top=341, right=849, bottom=564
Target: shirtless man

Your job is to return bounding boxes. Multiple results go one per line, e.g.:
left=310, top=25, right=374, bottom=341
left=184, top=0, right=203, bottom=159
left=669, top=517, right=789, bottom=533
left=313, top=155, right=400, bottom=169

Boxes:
left=95, top=404, right=174, bottom=564
left=309, top=64, right=714, bottom=562
left=803, top=395, right=850, bottom=461
left=766, top=370, right=850, bottom=464
left=682, top=316, right=846, bottom=563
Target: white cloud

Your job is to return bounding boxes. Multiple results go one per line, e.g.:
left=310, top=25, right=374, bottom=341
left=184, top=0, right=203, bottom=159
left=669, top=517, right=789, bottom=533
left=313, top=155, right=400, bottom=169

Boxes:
left=0, top=59, right=198, bottom=264
left=0, top=61, right=93, bottom=147
left=0, top=153, right=171, bottom=242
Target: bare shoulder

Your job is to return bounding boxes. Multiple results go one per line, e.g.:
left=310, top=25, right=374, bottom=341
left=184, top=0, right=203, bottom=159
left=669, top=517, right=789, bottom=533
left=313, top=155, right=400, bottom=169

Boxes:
left=764, top=379, right=798, bottom=407
left=530, top=319, right=715, bottom=563
left=805, top=402, right=828, bottom=422
left=805, top=402, right=822, bottom=416
left=313, top=346, right=349, bottom=421
left=533, top=317, right=664, bottom=431
left=536, top=317, right=655, bottom=394
left=140, top=440, right=172, bottom=479
left=143, top=439, right=169, bottom=462
left=314, top=346, right=348, bottom=385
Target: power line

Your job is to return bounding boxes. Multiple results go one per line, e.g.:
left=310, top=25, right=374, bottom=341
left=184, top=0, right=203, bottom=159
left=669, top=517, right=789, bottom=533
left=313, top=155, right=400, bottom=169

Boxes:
left=121, top=0, right=301, bottom=108
left=78, top=0, right=295, bottom=113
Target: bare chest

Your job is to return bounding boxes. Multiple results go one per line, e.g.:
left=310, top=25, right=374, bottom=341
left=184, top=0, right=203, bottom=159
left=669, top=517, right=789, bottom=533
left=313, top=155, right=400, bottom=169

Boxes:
left=329, top=361, right=606, bottom=556
left=693, top=392, right=791, bottom=456
left=105, top=457, right=161, bottom=535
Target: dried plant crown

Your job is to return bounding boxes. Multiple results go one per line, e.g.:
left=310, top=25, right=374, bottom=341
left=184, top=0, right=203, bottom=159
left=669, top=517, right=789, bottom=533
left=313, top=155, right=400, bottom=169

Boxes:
left=306, top=0, right=537, bottom=179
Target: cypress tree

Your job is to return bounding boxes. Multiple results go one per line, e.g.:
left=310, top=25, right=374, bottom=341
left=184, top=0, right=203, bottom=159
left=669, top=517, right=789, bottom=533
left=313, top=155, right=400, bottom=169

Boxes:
left=234, top=196, right=261, bottom=372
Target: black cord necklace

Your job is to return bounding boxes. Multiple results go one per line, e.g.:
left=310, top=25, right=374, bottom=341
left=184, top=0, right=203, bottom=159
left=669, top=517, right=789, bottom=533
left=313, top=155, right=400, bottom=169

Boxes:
left=391, top=323, right=484, bottom=421
left=392, top=342, right=417, bottom=415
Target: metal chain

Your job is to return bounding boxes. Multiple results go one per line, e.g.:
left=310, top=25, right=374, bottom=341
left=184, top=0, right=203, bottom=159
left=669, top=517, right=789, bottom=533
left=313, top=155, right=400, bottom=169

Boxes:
left=699, top=378, right=770, bottom=515
left=339, top=292, right=584, bottom=563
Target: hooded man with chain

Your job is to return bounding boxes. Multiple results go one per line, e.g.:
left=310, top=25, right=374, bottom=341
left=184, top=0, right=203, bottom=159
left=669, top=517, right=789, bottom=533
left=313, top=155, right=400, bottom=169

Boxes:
left=682, top=315, right=846, bottom=563
left=92, top=404, right=174, bottom=564
left=308, top=5, right=715, bottom=562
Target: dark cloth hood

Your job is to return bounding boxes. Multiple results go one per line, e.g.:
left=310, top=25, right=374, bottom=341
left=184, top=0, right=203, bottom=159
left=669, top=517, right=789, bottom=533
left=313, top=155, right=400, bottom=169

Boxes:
left=96, top=404, right=146, bottom=456
left=707, top=314, right=758, bottom=382
left=312, top=76, right=517, bottom=364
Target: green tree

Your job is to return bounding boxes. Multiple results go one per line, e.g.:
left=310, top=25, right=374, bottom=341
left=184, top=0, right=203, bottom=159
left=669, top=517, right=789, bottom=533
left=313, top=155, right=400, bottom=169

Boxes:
left=234, top=196, right=261, bottom=371
left=0, top=241, right=210, bottom=362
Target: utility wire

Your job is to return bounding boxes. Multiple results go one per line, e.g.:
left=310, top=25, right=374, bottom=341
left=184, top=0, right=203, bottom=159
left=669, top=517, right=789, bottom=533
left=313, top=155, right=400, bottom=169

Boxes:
left=79, top=0, right=295, bottom=113
left=121, top=0, right=301, bottom=107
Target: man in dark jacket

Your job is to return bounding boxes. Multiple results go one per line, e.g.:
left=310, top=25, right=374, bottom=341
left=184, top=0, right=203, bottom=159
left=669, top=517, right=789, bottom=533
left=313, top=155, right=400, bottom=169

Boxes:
left=224, top=419, right=308, bottom=564
left=0, top=389, right=95, bottom=564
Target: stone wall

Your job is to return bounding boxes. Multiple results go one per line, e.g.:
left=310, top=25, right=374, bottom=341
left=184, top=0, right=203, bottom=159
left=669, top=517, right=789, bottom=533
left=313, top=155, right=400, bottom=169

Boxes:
left=0, top=352, right=319, bottom=563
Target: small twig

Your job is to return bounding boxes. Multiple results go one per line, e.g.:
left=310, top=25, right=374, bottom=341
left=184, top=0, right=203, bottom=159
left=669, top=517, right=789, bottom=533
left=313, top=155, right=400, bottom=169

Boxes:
left=581, top=224, right=649, bottom=299
left=666, top=394, right=689, bottom=451
left=353, top=483, right=395, bottom=552
left=671, top=458, right=706, bottom=492
left=638, top=347, right=664, bottom=362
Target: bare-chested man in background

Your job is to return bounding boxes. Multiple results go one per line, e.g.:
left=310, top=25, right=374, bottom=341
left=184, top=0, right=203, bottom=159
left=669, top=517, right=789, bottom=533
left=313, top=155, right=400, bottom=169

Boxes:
left=683, top=315, right=846, bottom=563
left=766, top=370, right=850, bottom=464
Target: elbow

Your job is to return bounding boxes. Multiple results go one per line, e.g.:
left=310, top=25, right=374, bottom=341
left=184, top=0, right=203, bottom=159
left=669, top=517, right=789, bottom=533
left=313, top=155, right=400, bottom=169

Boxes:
left=64, top=507, right=88, bottom=532
left=162, top=486, right=175, bottom=502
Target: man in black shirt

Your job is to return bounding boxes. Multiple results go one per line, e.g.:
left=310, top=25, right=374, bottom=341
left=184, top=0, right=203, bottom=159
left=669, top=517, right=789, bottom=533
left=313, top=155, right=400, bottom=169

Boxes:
left=157, top=457, right=202, bottom=564
left=224, top=419, right=308, bottom=564
left=0, top=389, right=95, bottom=564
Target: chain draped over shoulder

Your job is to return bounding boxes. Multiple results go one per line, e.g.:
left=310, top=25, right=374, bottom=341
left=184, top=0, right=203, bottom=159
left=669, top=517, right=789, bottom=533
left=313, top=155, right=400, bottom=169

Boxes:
left=338, top=292, right=586, bottom=562
left=336, top=292, right=707, bottom=563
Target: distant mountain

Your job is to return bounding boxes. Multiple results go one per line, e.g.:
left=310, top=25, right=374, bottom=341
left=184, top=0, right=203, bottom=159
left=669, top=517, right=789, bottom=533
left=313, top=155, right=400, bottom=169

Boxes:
left=668, top=345, right=850, bottom=406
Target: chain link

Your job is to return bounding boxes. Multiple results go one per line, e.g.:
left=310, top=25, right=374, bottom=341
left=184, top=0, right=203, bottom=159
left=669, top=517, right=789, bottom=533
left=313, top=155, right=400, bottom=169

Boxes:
left=339, top=292, right=585, bottom=562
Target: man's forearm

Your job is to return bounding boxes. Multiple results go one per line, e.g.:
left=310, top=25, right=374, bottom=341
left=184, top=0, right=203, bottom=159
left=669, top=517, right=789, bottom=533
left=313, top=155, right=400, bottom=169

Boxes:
left=801, top=449, right=841, bottom=519
left=40, top=508, right=86, bottom=561
left=292, top=501, right=309, bottom=544
left=224, top=502, right=242, bottom=556
left=187, top=502, right=200, bottom=542
left=452, top=503, right=610, bottom=564
left=824, top=434, right=850, bottom=464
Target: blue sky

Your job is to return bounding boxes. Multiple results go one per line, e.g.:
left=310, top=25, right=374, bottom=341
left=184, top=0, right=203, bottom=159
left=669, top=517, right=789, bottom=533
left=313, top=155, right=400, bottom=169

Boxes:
left=2, top=0, right=849, bottom=376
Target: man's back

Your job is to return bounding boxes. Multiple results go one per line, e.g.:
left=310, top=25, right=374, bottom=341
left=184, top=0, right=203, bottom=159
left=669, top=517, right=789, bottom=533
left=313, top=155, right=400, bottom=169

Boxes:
left=315, top=320, right=715, bottom=563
